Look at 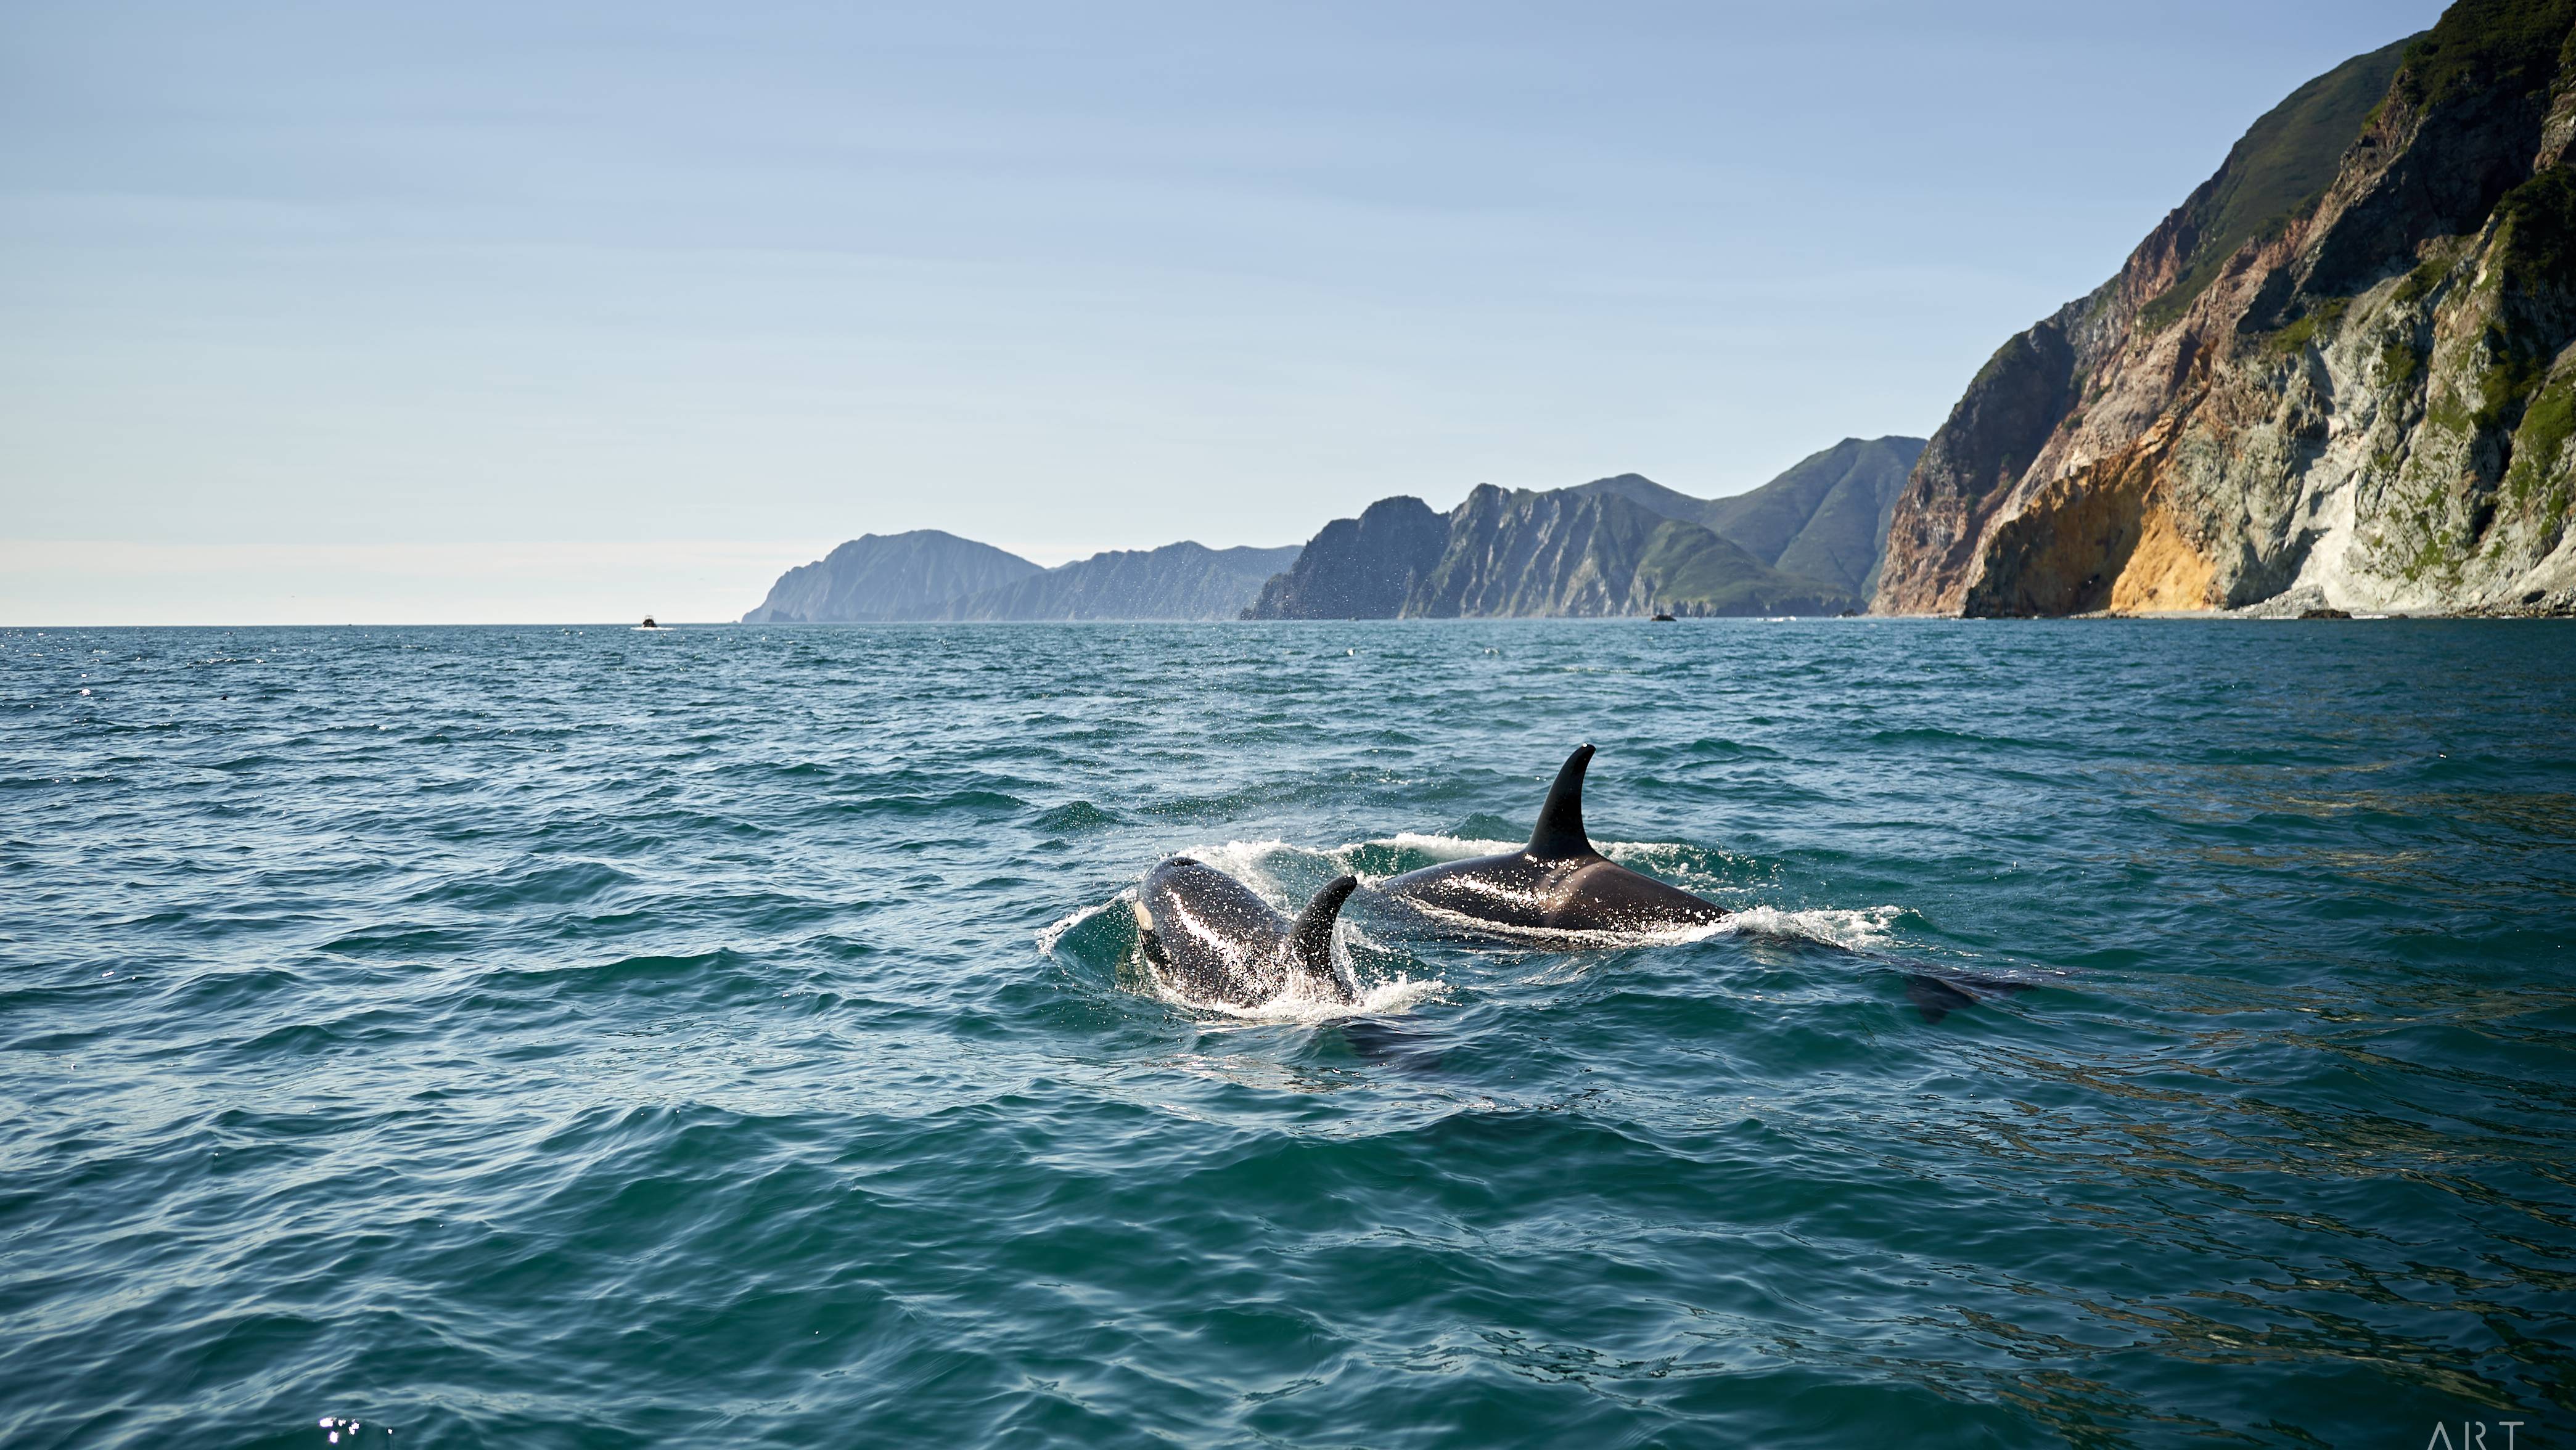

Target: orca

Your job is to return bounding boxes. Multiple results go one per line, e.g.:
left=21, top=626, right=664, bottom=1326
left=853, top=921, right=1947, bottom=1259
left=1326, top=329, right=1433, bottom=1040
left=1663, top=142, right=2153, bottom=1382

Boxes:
left=1133, top=858, right=1361, bottom=1007
left=1373, top=744, right=1728, bottom=935
left=1900, top=967, right=2038, bottom=1024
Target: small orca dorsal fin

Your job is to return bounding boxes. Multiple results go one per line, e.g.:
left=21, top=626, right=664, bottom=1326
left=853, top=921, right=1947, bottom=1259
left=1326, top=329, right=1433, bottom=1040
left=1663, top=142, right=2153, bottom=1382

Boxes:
left=1527, top=744, right=1596, bottom=859
left=1286, top=874, right=1360, bottom=980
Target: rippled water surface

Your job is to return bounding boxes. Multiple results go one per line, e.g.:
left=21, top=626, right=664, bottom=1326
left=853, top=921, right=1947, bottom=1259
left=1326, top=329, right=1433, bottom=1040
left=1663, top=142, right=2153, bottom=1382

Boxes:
left=4, top=620, right=2574, bottom=1448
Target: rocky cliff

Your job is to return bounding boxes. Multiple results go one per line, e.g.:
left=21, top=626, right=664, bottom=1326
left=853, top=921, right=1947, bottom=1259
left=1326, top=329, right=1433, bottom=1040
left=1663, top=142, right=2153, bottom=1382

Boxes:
left=1409, top=485, right=1851, bottom=616
left=1245, top=480, right=1855, bottom=618
left=1570, top=436, right=1925, bottom=598
left=1875, top=2, right=2576, bottom=616
left=935, top=542, right=1302, bottom=620
left=742, top=531, right=1042, bottom=622
left=1243, top=497, right=1451, bottom=618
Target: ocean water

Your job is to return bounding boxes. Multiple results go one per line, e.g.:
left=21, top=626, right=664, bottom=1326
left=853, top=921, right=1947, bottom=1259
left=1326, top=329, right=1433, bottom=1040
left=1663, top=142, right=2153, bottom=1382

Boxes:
left=2, top=619, right=2572, bottom=1448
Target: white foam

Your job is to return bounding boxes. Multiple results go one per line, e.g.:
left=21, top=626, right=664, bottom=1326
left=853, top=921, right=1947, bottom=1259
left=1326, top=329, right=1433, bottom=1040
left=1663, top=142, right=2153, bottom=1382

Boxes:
left=1165, top=972, right=1448, bottom=1025
left=1157, top=838, right=1352, bottom=915
left=1345, top=833, right=1520, bottom=873
left=1596, top=840, right=1740, bottom=887
left=1718, top=904, right=1905, bottom=951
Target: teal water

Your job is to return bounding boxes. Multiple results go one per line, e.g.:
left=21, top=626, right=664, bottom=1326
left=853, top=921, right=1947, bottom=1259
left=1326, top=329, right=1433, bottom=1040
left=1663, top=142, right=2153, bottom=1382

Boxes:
left=3, top=620, right=2572, bottom=1448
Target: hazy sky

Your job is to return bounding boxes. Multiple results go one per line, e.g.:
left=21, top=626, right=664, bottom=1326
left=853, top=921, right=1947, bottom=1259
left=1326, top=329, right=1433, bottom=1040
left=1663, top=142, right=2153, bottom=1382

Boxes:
left=4, top=0, right=2443, bottom=622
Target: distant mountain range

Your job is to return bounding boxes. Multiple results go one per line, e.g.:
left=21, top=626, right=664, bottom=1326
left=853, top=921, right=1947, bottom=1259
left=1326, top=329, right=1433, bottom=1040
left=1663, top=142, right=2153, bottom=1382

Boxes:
left=742, top=436, right=1926, bottom=622
left=934, top=542, right=1302, bottom=620
left=1570, top=436, right=1924, bottom=600
left=735, top=4, right=2576, bottom=624
left=740, top=534, right=1298, bottom=622
left=742, top=531, right=1041, bottom=622
left=1244, top=436, right=1922, bottom=618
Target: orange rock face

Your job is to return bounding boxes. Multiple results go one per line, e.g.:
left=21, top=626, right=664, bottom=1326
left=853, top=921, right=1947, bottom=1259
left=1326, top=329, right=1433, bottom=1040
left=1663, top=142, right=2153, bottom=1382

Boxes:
left=1873, top=12, right=2576, bottom=617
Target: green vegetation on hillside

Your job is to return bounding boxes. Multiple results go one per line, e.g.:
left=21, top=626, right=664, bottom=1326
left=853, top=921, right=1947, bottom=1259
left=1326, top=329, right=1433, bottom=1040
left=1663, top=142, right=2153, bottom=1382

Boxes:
left=2505, top=374, right=2576, bottom=508
left=1631, top=519, right=1850, bottom=616
left=2495, top=162, right=2576, bottom=291
left=2138, top=38, right=2415, bottom=331
left=2265, top=295, right=2352, bottom=354
left=2382, top=337, right=2427, bottom=388
left=1570, top=439, right=1923, bottom=597
left=2393, top=253, right=2450, bottom=307
left=2392, top=0, right=2576, bottom=109
left=2463, top=166, right=2576, bottom=439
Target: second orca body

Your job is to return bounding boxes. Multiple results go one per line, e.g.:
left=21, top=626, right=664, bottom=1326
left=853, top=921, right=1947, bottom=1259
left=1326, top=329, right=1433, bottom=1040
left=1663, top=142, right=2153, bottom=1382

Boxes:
left=1374, top=745, right=1728, bottom=935
left=1134, top=858, right=1361, bottom=1007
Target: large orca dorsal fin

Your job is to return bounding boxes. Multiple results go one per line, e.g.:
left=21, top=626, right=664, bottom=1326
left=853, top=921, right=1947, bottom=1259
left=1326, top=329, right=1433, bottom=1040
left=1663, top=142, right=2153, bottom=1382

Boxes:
left=1527, top=744, right=1596, bottom=859
left=1286, top=875, right=1360, bottom=986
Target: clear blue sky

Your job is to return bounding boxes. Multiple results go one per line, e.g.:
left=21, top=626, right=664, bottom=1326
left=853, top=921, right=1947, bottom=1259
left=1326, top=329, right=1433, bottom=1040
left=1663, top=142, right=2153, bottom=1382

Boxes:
left=3, top=0, right=2443, bottom=622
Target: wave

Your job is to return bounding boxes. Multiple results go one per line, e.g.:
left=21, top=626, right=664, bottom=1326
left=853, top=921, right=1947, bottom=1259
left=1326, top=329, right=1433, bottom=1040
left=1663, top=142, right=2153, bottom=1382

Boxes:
left=1028, top=800, right=1123, bottom=834
left=1171, top=838, right=1320, bottom=904
left=1156, top=972, right=1448, bottom=1025
left=1033, top=889, right=1136, bottom=957
left=1360, top=830, right=1524, bottom=861
left=1720, top=904, right=1908, bottom=951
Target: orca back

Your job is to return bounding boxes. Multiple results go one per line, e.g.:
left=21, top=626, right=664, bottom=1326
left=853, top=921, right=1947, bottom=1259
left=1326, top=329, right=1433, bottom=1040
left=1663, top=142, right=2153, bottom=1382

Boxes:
left=1373, top=743, right=1729, bottom=934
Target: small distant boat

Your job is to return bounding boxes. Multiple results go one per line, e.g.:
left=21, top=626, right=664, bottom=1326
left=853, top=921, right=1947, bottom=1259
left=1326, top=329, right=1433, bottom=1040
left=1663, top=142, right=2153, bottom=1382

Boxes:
left=1650, top=611, right=1676, bottom=623
left=638, top=616, right=661, bottom=629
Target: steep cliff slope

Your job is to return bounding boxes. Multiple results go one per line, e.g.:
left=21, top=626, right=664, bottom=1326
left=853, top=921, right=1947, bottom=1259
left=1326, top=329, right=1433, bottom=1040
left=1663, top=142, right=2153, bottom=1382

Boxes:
left=1409, top=485, right=1852, bottom=616
left=743, top=531, right=1043, bottom=622
left=1876, top=4, right=2576, bottom=616
left=1246, top=483, right=1853, bottom=618
left=1573, top=438, right=1926, bottom=597
left=1243, top=498, right=1450, bottom=618
left=1715, top=438, right=1926, bottom=599
left=936, top=542, right=1301, bottom=620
